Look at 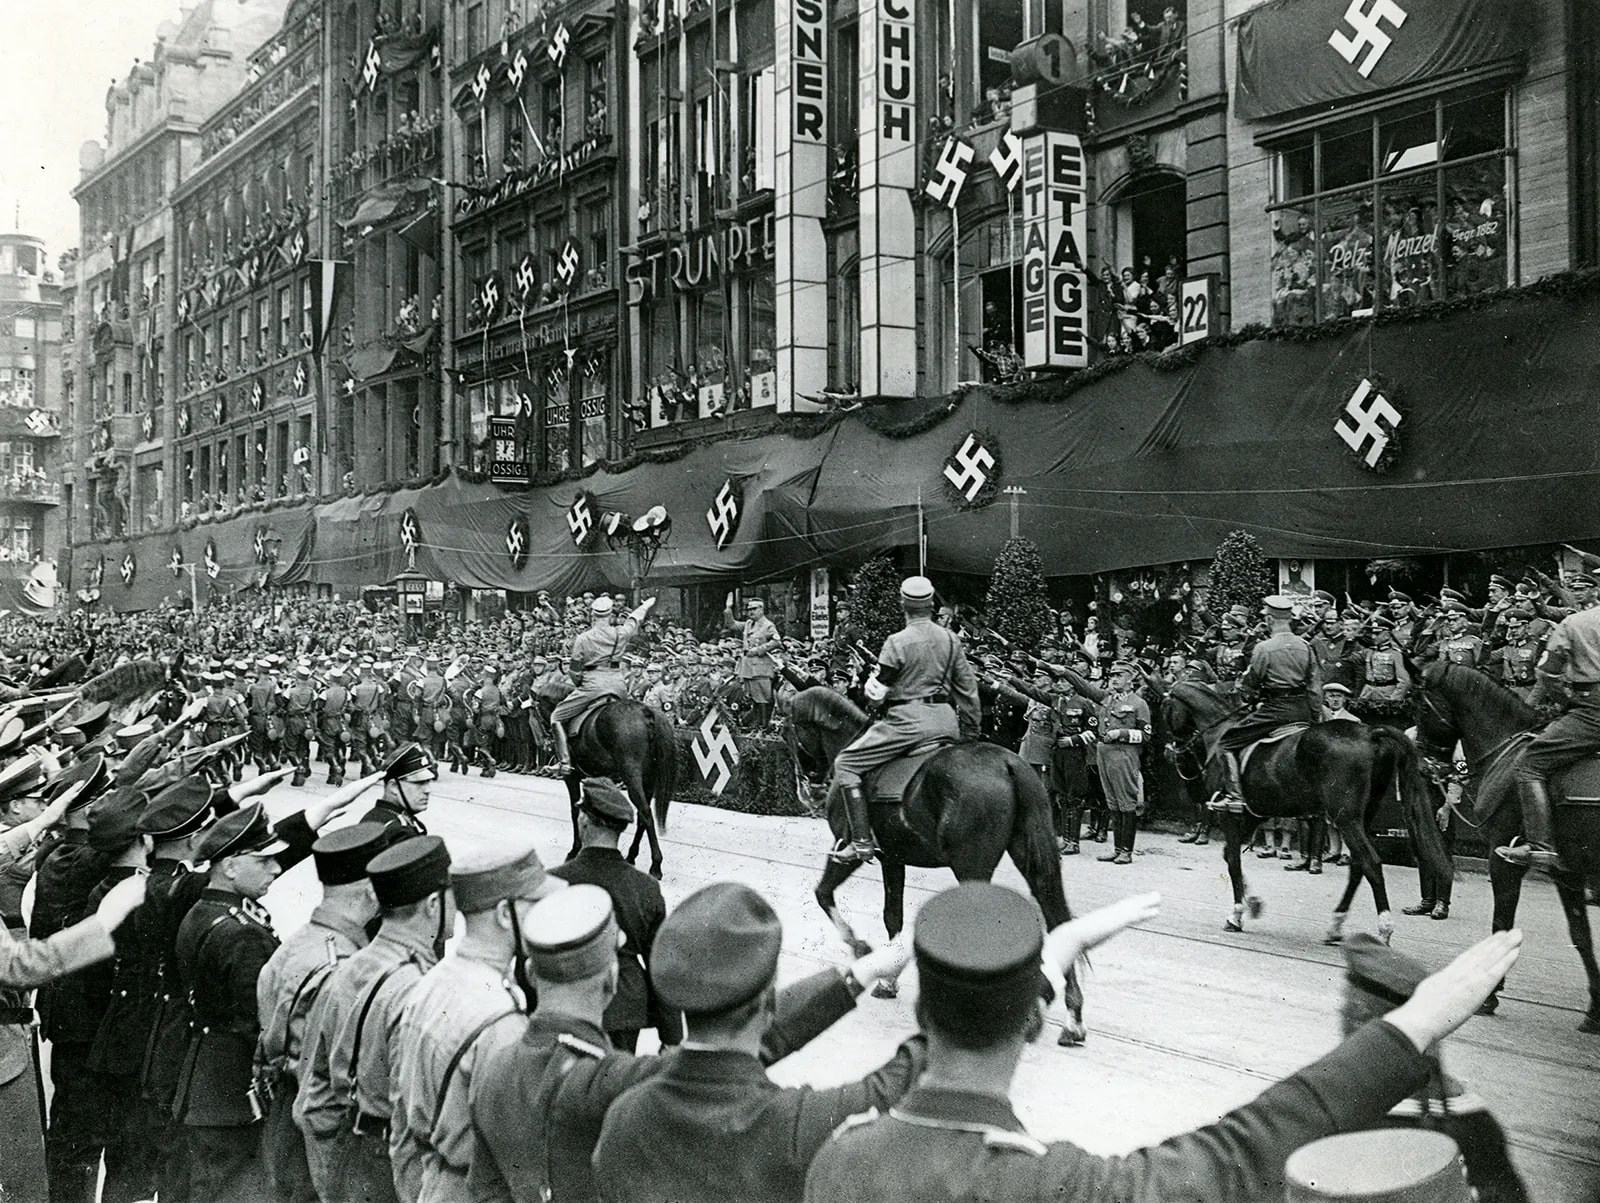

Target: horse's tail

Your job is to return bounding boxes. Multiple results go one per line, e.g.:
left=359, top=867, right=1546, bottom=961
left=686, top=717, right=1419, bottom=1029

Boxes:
left=1373, top=726, right=1453, bottom=890
left=1005, top=756, right=1073, bottom=927
left=645, top=704, right=678, bottom=835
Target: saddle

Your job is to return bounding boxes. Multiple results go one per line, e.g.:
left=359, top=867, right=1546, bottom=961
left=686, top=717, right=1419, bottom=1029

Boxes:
left=862, top=738, right=959, bottom=803
left=1238, top=724, right=1311, bottom=775
left=567, top=696, right=614, bottom=744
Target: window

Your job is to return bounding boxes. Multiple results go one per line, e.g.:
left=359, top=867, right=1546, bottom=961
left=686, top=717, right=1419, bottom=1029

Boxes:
left=578, top=353, right=607, bottom=467
left=0, top=515, right=36, bottom=562
left=12, top=317, right=35, bottom=341
left=541, top=78, right=563, bottom=150
left=137, top=465, right=163, bottom=532
left=543, top=369, right=570, bottom=472
left=182, top=451, right=195, bottom=503
left=121, top=373, right=133, bottom=416
left=236, top=308, right=250, bottom=366
left=278, top=286, right=293, bottom=352
left=462, top=244, right=489, bottom=324
left=1267, top=88, right=1510, bottom=325
left=583, top=199, right=609, bottom=289
left=741, top=67, right=775, bottom=194
left=0, top=442, right=35, bottom=476
left=258, top=297, right=272, bottom=357
left=219, top=317, right=232, bottom=369
left=300, top=277, right=313, bottom=345
left=465, top=1, right=486, bottom=58
left=498, top=225, right=528, bottom=274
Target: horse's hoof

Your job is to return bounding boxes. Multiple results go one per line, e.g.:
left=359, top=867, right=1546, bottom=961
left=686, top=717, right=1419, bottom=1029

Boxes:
left=1245, top=896, right=1264, bottom=919
left=1579, top=1014, right=1600, bottom=1035
left=1478, top=996, right=1499, bottom=1017
left=870, top=980, right=898, bottom=1000
left=1323, top=932, right=1344, bottom=946
left=1223, top=920, right=1243, bottom=933
left=650, top=865, right=663, bottom=881
left=848, top=938, right=872, bottom=959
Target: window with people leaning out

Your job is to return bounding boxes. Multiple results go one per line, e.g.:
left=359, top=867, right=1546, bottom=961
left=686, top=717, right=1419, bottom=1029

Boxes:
left=1267, top=88, right=1509, bottom=326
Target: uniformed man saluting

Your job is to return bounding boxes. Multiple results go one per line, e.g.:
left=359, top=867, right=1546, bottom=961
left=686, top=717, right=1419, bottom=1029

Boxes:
left=803, top=885, right=1524, bottom=1203
left=549, top=595, right=657, bottom=773
left=828, top=576, right=980, bottom=864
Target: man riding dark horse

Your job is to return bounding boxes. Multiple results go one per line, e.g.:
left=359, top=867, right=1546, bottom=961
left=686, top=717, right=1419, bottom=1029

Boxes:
left=550, top=593, right=658, bottom=773
left=1502, top=571, right=1600, bottom=872
left=828, top=575, right=981, bottom=864
left=1214, top=595, right=1322, bottom=808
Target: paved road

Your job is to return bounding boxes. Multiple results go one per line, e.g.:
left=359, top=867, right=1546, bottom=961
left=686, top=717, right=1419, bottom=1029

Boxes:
left=263, top=769, right=1600, bottom=1203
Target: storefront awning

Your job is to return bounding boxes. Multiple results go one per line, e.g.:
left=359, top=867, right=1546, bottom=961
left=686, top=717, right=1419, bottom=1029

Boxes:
left=1236, top=0, right=1525, bottom=120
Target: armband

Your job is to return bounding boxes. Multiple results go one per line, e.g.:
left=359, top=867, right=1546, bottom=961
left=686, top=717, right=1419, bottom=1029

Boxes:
left=863, top=673, right=888, bottom=704
left=1123, top=729, right=1144, bottom=745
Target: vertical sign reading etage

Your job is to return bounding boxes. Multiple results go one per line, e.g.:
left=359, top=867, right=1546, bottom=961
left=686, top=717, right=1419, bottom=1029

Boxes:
left=775, top=0, right=829, bottom=412
left=858, top=0, right=916, bottom=397
left=1021, top=132, right=1090, bottom=370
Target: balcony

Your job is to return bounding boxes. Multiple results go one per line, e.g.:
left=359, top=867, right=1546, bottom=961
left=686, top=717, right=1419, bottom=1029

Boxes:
left=334, top=115, right=443, bottom=203
left=0, top=476, right=62, bottom=506
left=200, top=35, right=321, bottom=163
left=88, top=413, right=140, bottom=458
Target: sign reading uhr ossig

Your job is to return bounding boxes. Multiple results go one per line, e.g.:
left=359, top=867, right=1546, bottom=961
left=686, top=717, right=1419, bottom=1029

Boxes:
left=487, top=416, right=529, bottom=483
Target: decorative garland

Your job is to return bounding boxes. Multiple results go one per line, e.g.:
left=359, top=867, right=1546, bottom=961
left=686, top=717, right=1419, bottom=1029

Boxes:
left=1335, top=372, right=1402, bottom=475
left=942, top=427, right=1003, bottom=511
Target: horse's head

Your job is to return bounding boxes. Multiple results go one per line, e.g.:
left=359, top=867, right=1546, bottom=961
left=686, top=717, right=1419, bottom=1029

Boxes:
left=786, top=686, right=867, bottom=791
left=1408, top=656, right=1461, bottom=754
left=1161, top=681, right=1230, bottom=745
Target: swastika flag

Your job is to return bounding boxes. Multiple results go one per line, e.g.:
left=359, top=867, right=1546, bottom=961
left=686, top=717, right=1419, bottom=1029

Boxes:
left=691, top=708, right=740, bottom=796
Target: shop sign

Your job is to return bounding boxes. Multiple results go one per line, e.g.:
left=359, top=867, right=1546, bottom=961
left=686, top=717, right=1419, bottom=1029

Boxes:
left=791, top=0, right=826, bottom=144
left=1020, top=132, right=1089, bottom=369
left=487, top=416, right=529, bottom=483
left=626, top=206, right=776, bottom=300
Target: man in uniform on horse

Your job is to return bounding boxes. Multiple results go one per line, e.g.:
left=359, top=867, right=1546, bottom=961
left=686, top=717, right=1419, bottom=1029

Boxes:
left=1501, top=572, right=1600, bottom=871
left=828, top=576, right=980, bottom=865
left=550, top=594, right=658, bottom=773
left=1214, top=595, right=1323, bottom=808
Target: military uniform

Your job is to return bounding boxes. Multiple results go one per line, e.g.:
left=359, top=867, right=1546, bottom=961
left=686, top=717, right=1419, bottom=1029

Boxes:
left=282, top=677, right=317, bottom=785
left=832, top=617, right=980, bottom=790
left=256, top=898, right=371, bottom=1203
left=245, top=672, right=282, bottom=772
left=726, top=607, right=781, bottom=716
left=550, top=846, right=676, bottom=1052
left=551, top=613, right=644, bottom=726
left=472, top=677, right=508, bottom=775
left=389, top=945, right=526, bottom=1203
left=1221, top=630, right=1322, bottom=751
left=349, top=675, right=391, bottom=775
left=316, top=678, right=352, bottom=784
left=1360, top=641, right=1410, bottom=704
left=1050, top=694, right=1098, bottom=847
left=412, top=669, right=449, bottom=759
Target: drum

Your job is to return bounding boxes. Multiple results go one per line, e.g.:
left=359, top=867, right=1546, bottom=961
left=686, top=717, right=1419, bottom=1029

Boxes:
left=1285, top=1129, right=1472, bottom=1203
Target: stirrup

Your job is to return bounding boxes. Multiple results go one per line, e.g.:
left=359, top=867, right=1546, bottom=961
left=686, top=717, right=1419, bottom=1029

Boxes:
left=1495, top=842, right=1565, bottom=871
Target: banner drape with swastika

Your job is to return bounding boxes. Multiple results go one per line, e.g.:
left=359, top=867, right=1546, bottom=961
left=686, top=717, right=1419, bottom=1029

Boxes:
left=1236, top=0, right=1523, bottom=120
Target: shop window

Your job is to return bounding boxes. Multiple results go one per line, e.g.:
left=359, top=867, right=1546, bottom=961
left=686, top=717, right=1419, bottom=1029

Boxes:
left=1267, top=88, right=1510, bottom=325
left=578, top=354, right=608, bottom=467
left=543, top=371, right=571, bottom=472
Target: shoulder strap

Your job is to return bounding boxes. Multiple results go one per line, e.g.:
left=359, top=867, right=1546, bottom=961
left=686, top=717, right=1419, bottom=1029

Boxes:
left=529, top=1038, right=599, bottom=1202
left=430, top=1007, right=518, bottom=1130
left=266, top=958, right=338, bottom=1065
left=346, top=960, right=412, bottom=1102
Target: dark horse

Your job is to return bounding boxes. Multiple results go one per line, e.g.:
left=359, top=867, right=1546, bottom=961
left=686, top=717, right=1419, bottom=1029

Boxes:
left=786, top=687, right=1086, bottom=1044
left=1162, top=682, right=1451, bottom=943
left=537, top=697, right=678, bottom=879
left=1411, top=660, right=1600, bottom=1032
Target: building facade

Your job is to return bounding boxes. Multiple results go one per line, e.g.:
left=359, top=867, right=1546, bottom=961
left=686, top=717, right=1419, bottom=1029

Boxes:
left=0, top=235, right=66, bottom=582
left=67, top=0, right=289, bottom=586
left=447, top=0, right=628, bottom=481
left=169, top=0, right=326, bottom=524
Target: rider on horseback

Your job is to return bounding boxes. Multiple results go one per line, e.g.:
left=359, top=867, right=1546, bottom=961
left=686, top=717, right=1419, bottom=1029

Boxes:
left=828, top=576, right=981, bottom=864
left=1214, top=595, right=1323, bottom=808
left=550, top=593, right=657, bottom=773
left=1500, top=572, right=1600, bottom=871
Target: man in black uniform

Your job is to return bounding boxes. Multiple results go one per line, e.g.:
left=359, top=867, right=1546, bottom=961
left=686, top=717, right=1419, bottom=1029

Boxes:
left=359, top=742, right=437, bottom=839
left=550, top=779, right=679, bottom=1053
left=802, top=884, right=1522, bottom=1203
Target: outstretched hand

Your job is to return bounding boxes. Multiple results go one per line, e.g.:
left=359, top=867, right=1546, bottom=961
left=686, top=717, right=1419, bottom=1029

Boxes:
left=1385, top=930, right=1523, bottom=1052
left=1043, top=892, right=1162, bottom=972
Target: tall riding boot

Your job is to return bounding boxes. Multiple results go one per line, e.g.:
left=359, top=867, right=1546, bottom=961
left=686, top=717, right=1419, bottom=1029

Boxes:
left=1118, top=812, right=1136, bottom=863
left=1224, top=752, right=1244, bottom=806
left=828, top=784, right=879, bottom=863
left=1098, top=812, right=1123, bottom=861
left=1497, top=780, right=1565, bottom=870
left=551, top=721, right=572, bottom=772
left=1061, top=807, right=1081, bottom=855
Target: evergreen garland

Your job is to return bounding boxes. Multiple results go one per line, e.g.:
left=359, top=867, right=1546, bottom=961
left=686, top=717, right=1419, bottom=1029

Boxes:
left=846, top=554, right=905, bottom=649
left=1209, top=530, right=1272, bottom=617
left=985, top=538, right=1052, bottom=648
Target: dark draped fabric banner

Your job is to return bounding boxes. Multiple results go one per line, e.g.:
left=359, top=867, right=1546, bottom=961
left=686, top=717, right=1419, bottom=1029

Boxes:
left=246, top=281, right=1600, bottom=590
left=1235, top=0, right=1525, bottom=120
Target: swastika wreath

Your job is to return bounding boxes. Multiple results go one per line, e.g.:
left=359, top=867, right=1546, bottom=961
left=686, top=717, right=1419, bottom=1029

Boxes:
left=942, top=428, right=1003, bottom=510
left=1333, top=373, right=1403, bottom=475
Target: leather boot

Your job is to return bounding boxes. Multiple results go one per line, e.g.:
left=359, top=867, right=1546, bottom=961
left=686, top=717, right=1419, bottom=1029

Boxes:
left=1098, top=814, right=1122, bottom=861
left=1497, top=779, right=1565, bottom=870
left=1223, top=752, right=1245, bottom=806
left=551, top=721, right=572, bottom=773
left=828, top=785, right=879, bottom=863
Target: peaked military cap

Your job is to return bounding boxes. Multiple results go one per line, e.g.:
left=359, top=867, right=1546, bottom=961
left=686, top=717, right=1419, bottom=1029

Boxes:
left=139, top=777, right=216, bottom=840
left=312, top=823, right=392, bottom=886
left=195, top=802, right=287, bottom=863
left=652, top=882, right=782, bottom=1014
left=384, top=742, right=438, bottom=784
left=368, top=835, right=451, bottom=908
left=47, top=753, right=109, bottom=812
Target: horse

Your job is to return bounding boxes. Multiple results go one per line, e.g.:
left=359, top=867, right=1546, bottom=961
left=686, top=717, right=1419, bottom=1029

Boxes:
left=536, top=696, right=678, bottom=879
left=1162, top=681, right=1451, bottom=944
left=1410, top=659, right=1600, bottom=1032
left=785, top=687, right=1087, bottom=1045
